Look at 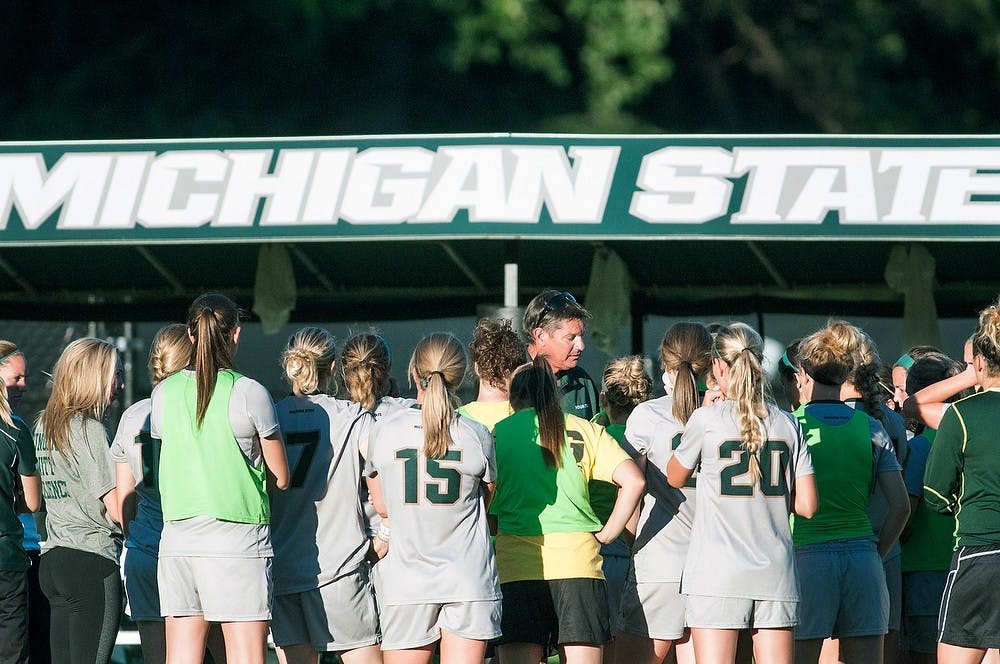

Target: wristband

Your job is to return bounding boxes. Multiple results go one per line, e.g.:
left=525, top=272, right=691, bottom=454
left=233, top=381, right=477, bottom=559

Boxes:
left=377, top=524, right=391, bottom=542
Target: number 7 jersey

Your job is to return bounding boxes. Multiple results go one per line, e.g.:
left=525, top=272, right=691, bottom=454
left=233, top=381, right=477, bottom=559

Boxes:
left=673, top=400, right=813, bottom=602
left=365, top=407, right=500, bottom=606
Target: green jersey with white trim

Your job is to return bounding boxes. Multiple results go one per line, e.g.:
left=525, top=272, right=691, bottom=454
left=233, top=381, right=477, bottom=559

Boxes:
left=924, top=389, right=1000, bottom=548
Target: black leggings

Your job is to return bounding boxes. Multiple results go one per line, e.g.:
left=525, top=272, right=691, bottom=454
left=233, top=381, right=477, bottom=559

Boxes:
left=38, top=547, right=121, bottom=664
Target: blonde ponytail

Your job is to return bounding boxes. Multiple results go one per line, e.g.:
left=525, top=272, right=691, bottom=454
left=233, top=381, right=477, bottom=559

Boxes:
left=282, top=327, right=337, bottom=396
left=410, top=333, right=466, bottom=459
left=714, top=323, right=769, bottom=481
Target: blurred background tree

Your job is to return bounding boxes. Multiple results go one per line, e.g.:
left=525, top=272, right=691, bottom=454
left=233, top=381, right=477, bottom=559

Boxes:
left=2, top=0, right=998, bottom=139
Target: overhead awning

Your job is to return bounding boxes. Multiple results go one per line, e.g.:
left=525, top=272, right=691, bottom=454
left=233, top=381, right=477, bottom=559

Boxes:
left=1, top=133, right=999, bottom=321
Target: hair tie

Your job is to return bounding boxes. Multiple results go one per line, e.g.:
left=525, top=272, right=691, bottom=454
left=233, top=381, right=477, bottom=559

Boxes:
left=420, top=370, right=446, bottom=388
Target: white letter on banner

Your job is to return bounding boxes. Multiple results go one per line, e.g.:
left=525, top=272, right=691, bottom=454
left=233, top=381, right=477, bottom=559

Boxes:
left=138, top=151, right=228, bottom=228
left=301, top=149, right=355, bottom=224
left=0, top=153, right=110, bottom=230
left=732, top=148, right=878, bottom=223
left=340, top=148, right=434, bottom=224
left=414, top=147, right=507, bottom=223
left=96, top=153, right=154, bottom=228
left=879, top=149, right=1000, bottom=223
left=505, top=146, right=619, bottom=223
left=217, top=149, right=316, bottom=226
left=932, top=169, right=1000, bottom=223
left=786, top=150, right=878, bottom=222
left=630, top=147, right=733, bottom=223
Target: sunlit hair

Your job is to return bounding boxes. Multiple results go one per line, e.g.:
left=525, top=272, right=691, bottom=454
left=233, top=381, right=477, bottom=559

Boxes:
left=409, top=333, right=466, bottom=459
left=660, top=322, right=713, bottom=424
left=186, top=293, right=240, bottom=427
left=797, top=321, right=857, bottom=387
left=0, top=340, right=22, bottom=428
left=522, top=289, right=591, bottom=343
left=469, top=318, right=527, bottom=390
left=340, top=333, right=391, bottom=412
left=509, top=355, right=565, bottom=468
left=148, top=324, right=191, bottom=386
left=282, top=327, right=337, bottom=397
left=713, top=323, right=769, bottom=481
left=39, top=338, right=118, bottom=457
left=839, top=321, right=890, bottom=429
left=973, top=297, right=1000, bottom=376
left=602, top=356, right=652, bottom=424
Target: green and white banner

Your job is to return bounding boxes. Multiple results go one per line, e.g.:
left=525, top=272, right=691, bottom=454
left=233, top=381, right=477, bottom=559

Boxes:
left=2, top=133, right=1000, bottom=245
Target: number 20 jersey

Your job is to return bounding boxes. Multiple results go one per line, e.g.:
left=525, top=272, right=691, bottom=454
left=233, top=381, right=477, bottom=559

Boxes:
left=673, top=401, right=814, bottom=602
left=365, top=408, right=500, bottom=606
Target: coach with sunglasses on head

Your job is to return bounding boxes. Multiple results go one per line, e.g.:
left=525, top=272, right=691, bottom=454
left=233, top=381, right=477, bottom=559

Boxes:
left=523, top=290, right=600, bottom=421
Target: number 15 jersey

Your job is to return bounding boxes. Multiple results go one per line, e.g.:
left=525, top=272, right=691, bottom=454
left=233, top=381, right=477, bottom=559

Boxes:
left=673, top=401, right=813, bottom=602
left=365, top=407, right=500, bottom=606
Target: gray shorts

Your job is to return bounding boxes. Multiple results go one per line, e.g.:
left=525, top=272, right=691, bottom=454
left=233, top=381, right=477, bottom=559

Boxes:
left=380, top=600, right=502, bottom=650
left=685, top=595, right=797, bottom=630
left=794, top=538, right=888, bottom=640
left=122, top=546, right=161, bottom=622
left=617, top=577, right=686, bottom=641
left=158, top=556, right=272, bottom=622
left=884, top=552, right=902, bottom=632
left=272, top=569, right=379, bottom=651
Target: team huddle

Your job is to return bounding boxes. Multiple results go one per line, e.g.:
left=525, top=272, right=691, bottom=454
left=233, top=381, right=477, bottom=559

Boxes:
left=0, top=287, right=998, bottom=664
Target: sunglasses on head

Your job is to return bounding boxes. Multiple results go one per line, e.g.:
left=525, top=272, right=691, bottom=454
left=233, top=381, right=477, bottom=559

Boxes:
left=543, top=291, right=578, bottom=314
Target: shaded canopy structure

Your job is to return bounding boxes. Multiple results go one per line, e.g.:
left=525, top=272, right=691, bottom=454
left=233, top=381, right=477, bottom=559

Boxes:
left=2, top=133, right=999, bottom=337
left=0, top=238, right=994, bottom=323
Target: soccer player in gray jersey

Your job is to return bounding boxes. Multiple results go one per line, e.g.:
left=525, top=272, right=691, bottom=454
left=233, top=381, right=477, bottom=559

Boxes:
left=365, top=333, right=501, bottom=664
left=615, top=322, right=713, bottom=664
left=667, top=323, right=817, bottom=664
left=112, top=324, right=222, bottom=664
left=271, top=328, right=382, bottom=664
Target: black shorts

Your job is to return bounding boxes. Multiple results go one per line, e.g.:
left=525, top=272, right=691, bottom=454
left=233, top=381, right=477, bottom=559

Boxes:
left=498, top=578, right=610, bottom=646
left=939, top=544, right=1000, bottom=649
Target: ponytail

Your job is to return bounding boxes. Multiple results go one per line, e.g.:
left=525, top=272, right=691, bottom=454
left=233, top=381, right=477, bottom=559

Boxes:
left=660, top=322, right=712, bottom=424
left=409, top=333, right=466, bottom=459
left=340, top=333, right=391, bottom=412
left=186, top=293, right=240, bottom=427
left=714, top=323, right=768, bottom=481
left=510, top=355, right=566, bottom=468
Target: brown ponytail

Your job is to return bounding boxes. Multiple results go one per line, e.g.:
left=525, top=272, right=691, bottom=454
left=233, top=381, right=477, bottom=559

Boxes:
left=186, top=293, right=240, bottom=427
left=509, top=355, right=566, bottom=468
left=660, top=322, right=712, bottom=424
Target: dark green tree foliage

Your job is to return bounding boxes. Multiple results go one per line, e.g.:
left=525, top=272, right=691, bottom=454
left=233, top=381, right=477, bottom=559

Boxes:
left=2, top=0, right=999, bottom=138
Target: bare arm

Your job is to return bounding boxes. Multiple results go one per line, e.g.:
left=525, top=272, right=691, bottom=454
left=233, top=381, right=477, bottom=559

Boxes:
left=666, top=455, right=694, bottom=489
left=623, top=455, right=648, bottom=544
left=595, top=459, right=645, bottom=545
left=115, top=463, right=137, bottom=539
left=902, top=365, right=977, bottom=429
left=18, top=474, right=41, bottom=513
left=261, top=431, right=289, bottom=491
left=366, top=474, right=390, bottom=559
left=101, top=488, right=121, bottom=526
left=793, top=473, right=818, bottom=518
left=876, top=470, right=911, bottom=559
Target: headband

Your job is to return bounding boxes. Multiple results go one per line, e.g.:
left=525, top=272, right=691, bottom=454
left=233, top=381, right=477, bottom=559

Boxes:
left=0, top=350, right=21, bottom=365
left=780, top=351, right=800, bottom=372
